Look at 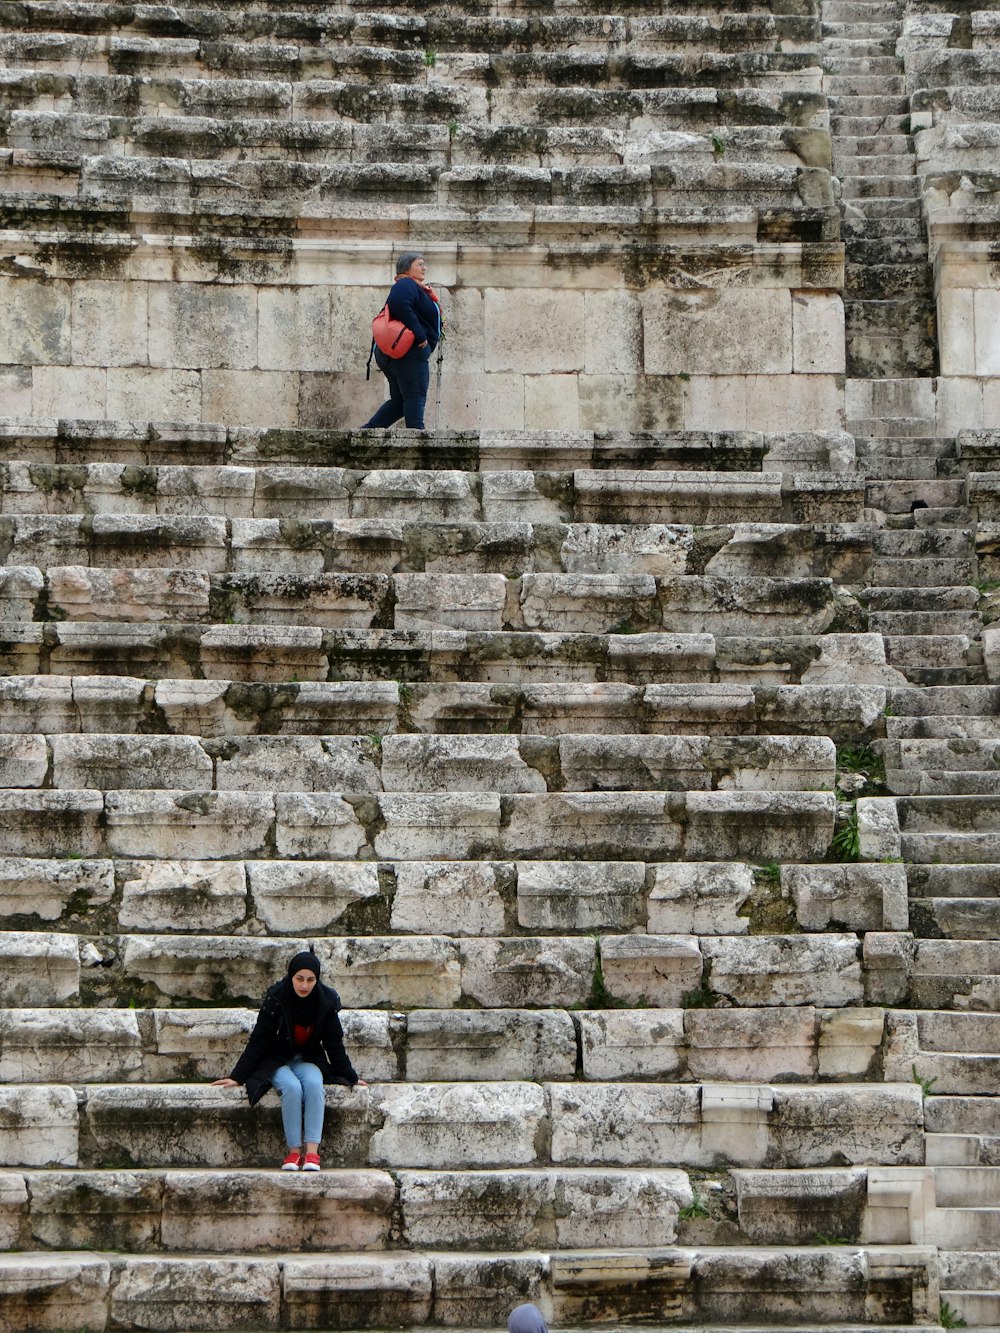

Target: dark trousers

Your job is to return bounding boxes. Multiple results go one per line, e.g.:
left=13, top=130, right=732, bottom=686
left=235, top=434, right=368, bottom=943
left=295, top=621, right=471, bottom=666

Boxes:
left=363, top=345, right=431, bottom=429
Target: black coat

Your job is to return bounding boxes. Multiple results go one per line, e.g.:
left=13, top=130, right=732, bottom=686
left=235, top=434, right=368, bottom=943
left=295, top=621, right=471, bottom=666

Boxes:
left=229, top=979, right=358, bottom=1106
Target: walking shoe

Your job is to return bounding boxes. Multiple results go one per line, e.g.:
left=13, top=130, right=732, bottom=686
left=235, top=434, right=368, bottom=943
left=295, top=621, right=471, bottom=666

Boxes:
left=302, top=1152, right=321, bottom=1172
left=281, top=1149, right=302, bottom=1171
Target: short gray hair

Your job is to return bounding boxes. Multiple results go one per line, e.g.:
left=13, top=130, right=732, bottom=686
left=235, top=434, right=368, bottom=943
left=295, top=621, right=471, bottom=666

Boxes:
left=395, top=251, right=424, bottom=275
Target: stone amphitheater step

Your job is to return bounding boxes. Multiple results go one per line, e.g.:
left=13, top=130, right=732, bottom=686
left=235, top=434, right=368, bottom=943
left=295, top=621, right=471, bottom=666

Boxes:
left=0, top=422, right=850, bottom=472
left=0, top=787, right=837, bottom=863
left=0, top=730, right=839, bottom=794
left=0, top=1247, right=941, bottom=1331
left=940, top=1253, right=1000, bottom=1327
left=884, top=1012, right=1000, bottom=1093
left=0, top=1000, right=903, bottom=1084
left=0, top=1080, right=925, bottom=1169
left=0, top=463, right=864, bottom=523
left=0, top=676, right=886, bottom=740
left=928, top=1098, right=1000, bottom=1167
left=0, top=622, right=908, bottom=686
left=0, top=569, right=855, bottom=637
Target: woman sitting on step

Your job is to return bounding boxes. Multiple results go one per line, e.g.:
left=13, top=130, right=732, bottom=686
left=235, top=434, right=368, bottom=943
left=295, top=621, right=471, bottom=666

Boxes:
left=212, top=950, right=366, bottom=1172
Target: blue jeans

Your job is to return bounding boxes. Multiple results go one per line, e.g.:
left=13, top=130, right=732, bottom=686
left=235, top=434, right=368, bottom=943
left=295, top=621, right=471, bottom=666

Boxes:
left=272, top=1058, right=325, bottom=1148
left=364, top=345, right=431, bottom=429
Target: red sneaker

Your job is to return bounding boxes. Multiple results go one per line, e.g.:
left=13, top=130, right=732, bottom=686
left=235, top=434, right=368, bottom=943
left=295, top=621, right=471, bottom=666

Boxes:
left=302, top=1152, right=321, bottom=1172
left=281, top=1149, right=302, bottom=1171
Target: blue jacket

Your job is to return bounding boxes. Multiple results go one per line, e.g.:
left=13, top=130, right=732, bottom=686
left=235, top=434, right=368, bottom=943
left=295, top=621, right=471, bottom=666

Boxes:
left=386, top=276, right=441, bottom=352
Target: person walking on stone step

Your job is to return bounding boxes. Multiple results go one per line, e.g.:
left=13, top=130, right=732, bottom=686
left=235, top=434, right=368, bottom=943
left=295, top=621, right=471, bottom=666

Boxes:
left=211, top=949, right=366, bottom=1172
left=362, top=251, right=442, bottom=431
left=508, top=1303, right=549, bottom=1333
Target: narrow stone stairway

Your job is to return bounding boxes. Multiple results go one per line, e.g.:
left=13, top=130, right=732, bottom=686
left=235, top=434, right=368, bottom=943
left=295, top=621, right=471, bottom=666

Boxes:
left=823, top=0, right=938, bottom=376
left=868, top=445, right=1000, bottom=1328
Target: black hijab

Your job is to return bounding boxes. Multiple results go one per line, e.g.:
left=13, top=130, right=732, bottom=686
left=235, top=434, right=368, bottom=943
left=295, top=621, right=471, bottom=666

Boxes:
left=284, top=950, right=322, bottom=1022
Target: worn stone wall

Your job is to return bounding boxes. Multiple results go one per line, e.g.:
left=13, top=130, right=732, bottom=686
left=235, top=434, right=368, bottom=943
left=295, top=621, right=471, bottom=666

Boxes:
left=0, top=234, right=846, bottom=431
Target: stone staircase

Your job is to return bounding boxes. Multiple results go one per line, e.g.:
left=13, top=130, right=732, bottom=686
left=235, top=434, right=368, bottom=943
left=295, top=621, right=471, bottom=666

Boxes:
left=823, top=0, right=938, bottom=377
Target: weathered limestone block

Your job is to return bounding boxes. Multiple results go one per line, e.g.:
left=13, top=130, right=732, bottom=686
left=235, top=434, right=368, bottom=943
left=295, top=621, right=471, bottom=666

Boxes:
left=119, top=860, right=247, bottom=931
left=0, top=1172, right=27, bottom=1250
left=282, top=1256, right=432, bottom=1331
left=161, top=1169, right=395, bottom=1251
left=818, top=1008, right=886, bottom=1080
left=370, top=1083, right=546, bottom=1168
left=324, top=937, right=462, bottom=1008
left=0, top=1255, right=109, bottom=1333
left=757, top=683, right=887, bottom=739
left=735, top=1167, right=867, bottom=1244
left=0, top=734, right=47, bottom=787
left=684, top=791, right=835, bottom=861
left=391, top=861, right=506, bottom=936
left=648, top=862, right=753, bottom=935
left=376, top=794, right=501, bottom=860
left=0, top=1086, right=78, bottom=1167
left=560, top=733, right=820, bottom=791
left=580, top=1010, right=686, bottom=1081
left=550, top=1247, right=690, bottom=1324
left=105, top=791, right=273, bottom=859
left=559, top=523, right=691, bottom=576
left=215, top=736, right=382, bottom=792
left=502, top=792, right=683, bottom=859
left=769, top=1084, right=924, bottom=1166
left=480, top=470, right=565, bottom=523
left=700, top=1083, right=774, bottom=1167
left=702, top=936, right=863, bottom=1007
left=0, top=566, right=44, bottom=621
left=200, top=626, right=328, bottom=683
left=353, top=470, right=479, bottom=521
left=122, top=935, right=291, bottom=1004
left=381, top=735, right=547, bottom=793
left=460, top=937, right=594, bottom=1007
left=0, top=932, right=79, bottom=1005
left=150, top=1009, right=254, bottom=1082
left=600, top=935, right=704, bottom=1006
left=111, top=1257, right=281, bottom=1331
left=0, top=675, right=75, bottom=732
left=275, top=794, right=370, bottom=859
left=856, top=796, right=902, bottom=861
left=249, top=861, right=381, bottom=933
left=643, top=288, right=792, bottom=376
left=405, top=1010, right=576, bottom=1082
left=394, top=573, right=507, bottom=630
left=48, top=565, right=211, bottom=621
left=72, top=675, right=147, bottom=732
left=0, top=790, right=105, bottom=856
left=801, top=633, right=907, bottom=686
left=687, top=1248, right=872, bottom=1323
left=51, top=733, right=211, bottom=790
left=0, top=1008, right=141, bottom=1082
left=519, top=572, right=657, bottom=633
left=0, top=856, right=113, bottom=923
left=434, top=1254, right=550, bottom=1326
left=399, top=1169, right=553, bottom=1248
left=549, top=1084, right=703, bottom=1166
left=517, top=860, right=646, bottom=931
left=686, top=1009, right=817, bottom=1083
left=253, top=466, right=351, bottom=518
left=30, top=1170, right=162, bottom=1250
left=786, top=863, right=909, bottom=932
left=343, top=1011, right=401, bottom=1084
left=863, top=932, right=915, bottom=1007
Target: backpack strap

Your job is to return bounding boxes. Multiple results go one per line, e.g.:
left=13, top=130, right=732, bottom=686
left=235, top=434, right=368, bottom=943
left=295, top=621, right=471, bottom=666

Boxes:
left=366, top=337, right=376, bottom=381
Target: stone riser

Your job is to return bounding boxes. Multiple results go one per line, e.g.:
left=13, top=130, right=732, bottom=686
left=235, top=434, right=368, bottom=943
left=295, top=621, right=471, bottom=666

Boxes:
left=3, top=926, right=867, bottom=1010
left=0, top=729, right=837, bottom=795
left=0, top=675, right=890, bottom=742
left=0, top=784, right=837, bottom=863
left=0, top=1245, right=938, bottom=1333
left=0, top=424, right=844, bottom=473
left=0, top=1080, right=925, bottom=1171
left=0, top=568, right=853, bottom=638
left=0, top=622, right=906, bottom=687
left=0, top=1002, right=892, bottom=1086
